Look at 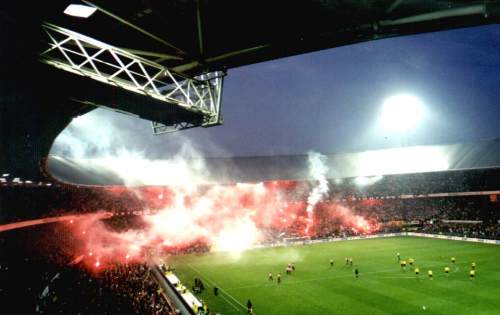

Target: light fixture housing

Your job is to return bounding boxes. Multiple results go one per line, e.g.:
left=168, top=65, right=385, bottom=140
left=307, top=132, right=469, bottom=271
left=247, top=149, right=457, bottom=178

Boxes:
left=63, top=4, right=97, bottom=18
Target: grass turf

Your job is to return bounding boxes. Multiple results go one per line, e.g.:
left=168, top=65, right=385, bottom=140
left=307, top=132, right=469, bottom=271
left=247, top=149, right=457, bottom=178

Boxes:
left=168, top=237, right=500, bottom=315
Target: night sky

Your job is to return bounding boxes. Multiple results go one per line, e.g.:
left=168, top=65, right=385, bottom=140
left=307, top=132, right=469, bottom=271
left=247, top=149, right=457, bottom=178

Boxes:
left=51, top=24, right=500, bottom=159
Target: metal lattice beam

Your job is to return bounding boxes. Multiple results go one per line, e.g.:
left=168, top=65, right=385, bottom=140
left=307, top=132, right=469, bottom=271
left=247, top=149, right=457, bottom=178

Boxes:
left=151, top=121, right=199, bottom=134
left=40, top=22, right=224, bottom=133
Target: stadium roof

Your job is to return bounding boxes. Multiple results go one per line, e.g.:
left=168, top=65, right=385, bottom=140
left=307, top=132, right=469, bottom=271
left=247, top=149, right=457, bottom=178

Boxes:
left=6, top=1, right=500, bottom=75
left=2, top=1, right=500, bottom=182
left=48, top=138, right=500, bottom=185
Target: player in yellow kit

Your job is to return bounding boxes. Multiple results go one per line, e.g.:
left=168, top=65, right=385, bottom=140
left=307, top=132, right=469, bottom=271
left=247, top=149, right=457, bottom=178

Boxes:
left=469, top=269, right=475, bottom=280
left=415, top=267, right=420, bottom=278
left=400, top=260, right=407, bottom=270
left=451, top=257, right=456, bottom=264
left=428, top=270, right=433, bottom=280
left=471, top=262, right=476, bottom=270
left=444, top=266, right=450, bottom=276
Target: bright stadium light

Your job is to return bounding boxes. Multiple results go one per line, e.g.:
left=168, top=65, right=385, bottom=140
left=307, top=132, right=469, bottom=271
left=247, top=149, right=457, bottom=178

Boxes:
left=64, top=4, right=97, bottom=18
left=380, top=94, right=424, bottom=131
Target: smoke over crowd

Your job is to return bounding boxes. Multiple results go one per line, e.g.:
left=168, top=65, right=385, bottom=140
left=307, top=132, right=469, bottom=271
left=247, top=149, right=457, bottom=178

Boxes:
left=46, top=110, right=378, bottom=270
left=62, top=156, right=376, bottom=270
left=305, top=152, right=330, bottom=233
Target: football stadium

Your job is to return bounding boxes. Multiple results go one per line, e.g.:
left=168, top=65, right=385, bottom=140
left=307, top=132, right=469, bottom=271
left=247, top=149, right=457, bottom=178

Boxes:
left=1, top=1, right=500, bottom=315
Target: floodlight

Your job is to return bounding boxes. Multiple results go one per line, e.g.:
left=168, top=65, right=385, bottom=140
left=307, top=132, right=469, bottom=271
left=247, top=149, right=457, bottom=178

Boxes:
left=64, top=4, right=97, bottom=18
left=380, top=94, right=423, bottom=131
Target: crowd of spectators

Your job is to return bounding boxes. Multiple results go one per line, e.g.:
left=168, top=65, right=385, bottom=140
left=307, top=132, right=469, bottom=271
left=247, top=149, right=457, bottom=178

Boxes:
left=327, top=167, right=500, bottom=197
left=3, top=167, right=500, bottom=224
left=258, top=194, right=500, bottom=242
left=0, top=226, right=63, bottom=315
left=37, top=263, right=176, bottom=315
left=161, top=240, right=211, bottom=256
left=345, top=196, right=492, bottom=223
left=419, top=222, right=499, bottom=239
left=102, top=214, right=150, bottom=233
left=1, top=167, right=500, bottom=315
left=0, top=222, right=178, bottom=315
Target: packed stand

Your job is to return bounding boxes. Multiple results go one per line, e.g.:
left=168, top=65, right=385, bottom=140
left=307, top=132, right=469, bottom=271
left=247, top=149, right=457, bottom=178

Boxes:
left=0, top=222, right=178, bottom=315
left=38, top=263, right=176, bottom=315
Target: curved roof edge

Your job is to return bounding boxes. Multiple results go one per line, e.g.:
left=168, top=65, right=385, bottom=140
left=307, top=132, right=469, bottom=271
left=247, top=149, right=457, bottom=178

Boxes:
left=47, top=138, right=500, bottom=185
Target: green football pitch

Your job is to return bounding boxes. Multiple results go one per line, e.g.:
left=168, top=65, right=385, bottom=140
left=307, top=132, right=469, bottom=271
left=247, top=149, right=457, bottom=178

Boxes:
left=168, top=237, right=500, bottom=315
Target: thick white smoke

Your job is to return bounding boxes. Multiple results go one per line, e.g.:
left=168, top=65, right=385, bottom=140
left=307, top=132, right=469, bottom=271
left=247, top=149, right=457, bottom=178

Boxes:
left=305, top=152, right=329, bottom=233
left=52, top=109, right=276, bottom=261
left=49, top=110, right=378, bottom=267
left=51, top=108, right=213, bottom=187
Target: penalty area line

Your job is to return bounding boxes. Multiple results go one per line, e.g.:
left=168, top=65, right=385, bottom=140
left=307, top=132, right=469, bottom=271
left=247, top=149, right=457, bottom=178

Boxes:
left=220, top=294, right=243, bottom=314
left=187, top=264, right=251, bottom=314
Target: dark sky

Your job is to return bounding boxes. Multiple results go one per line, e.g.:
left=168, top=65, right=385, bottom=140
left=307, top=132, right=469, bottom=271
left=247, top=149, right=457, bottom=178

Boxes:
left=52, top=24, right=500, bottom=159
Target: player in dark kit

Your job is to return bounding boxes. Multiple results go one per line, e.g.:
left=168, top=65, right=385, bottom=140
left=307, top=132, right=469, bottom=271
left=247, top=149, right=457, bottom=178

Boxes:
left=247, top=299, right=253, bottom=314
left=354, top=268, right=359, bottom=279
left=277, top=273, right=281, bottom=284
left=193, top=278, right=200, bottom=293
left=214, top=286, right=219, bottom=296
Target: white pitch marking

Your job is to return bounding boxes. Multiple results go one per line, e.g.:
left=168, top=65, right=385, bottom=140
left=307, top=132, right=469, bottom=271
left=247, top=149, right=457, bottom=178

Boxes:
left=187, top=264, right=251, bottom=314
